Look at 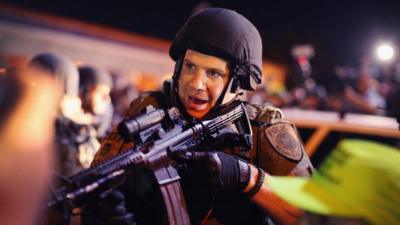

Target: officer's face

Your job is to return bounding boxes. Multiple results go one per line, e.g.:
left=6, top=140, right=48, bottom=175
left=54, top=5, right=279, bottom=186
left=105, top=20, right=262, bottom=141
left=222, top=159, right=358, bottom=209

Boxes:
left=178, top=49, right=230, bottom=119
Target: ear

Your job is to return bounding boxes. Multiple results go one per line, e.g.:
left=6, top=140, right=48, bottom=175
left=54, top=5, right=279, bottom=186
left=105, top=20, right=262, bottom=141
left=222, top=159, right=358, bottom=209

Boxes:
left=231, top=64, right=260, bottom=91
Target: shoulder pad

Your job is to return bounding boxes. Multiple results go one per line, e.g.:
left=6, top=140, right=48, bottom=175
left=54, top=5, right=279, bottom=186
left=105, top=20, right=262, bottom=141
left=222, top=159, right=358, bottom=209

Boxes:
left=245, top=103, right=283, bottom=124
left=125, top=91, right=167, bottom=117
left=91, top=131, right=134, bottom=166
left=92, top=92, right=168, bottom=167
left=263, top=121, right=303, bottom=161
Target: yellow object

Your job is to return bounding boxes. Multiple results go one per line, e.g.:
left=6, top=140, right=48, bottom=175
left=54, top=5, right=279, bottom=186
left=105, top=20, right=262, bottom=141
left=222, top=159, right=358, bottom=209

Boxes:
left=266, top=139, right=400, bottom=225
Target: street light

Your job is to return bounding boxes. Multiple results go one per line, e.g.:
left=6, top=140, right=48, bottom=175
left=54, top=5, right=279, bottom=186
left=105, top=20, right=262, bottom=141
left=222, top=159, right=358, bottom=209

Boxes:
left=376, top=44, right=394, bottom=61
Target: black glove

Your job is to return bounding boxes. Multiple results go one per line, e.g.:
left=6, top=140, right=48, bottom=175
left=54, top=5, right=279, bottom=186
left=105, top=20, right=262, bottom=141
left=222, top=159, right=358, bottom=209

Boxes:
left=44, top=204, right=71, bottom=225
left=181, top=151, right=251, bottom=193
left=81, top=190, right=136, bottom=225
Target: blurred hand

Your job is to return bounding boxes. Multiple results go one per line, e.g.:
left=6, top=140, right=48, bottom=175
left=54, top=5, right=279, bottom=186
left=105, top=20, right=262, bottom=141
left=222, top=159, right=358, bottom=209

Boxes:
left=81, top=190, right=136, bottom=225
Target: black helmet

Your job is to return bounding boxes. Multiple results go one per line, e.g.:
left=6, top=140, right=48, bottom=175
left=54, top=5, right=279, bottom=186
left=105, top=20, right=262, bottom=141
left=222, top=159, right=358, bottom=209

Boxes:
left=78, top=66, right=112, bottom=92
left=29, top=52, right=79, bottom=97
left=170, top=8, right=263, bottom=91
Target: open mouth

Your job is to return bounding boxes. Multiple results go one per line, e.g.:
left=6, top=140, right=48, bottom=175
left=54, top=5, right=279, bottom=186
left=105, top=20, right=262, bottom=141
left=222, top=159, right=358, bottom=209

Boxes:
left=188, top=96, right=208, bottom=105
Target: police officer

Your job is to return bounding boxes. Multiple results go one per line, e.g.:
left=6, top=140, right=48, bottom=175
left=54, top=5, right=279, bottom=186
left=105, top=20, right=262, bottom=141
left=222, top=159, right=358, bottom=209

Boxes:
left=29, top=52, right=100, bottom=175
left=85, top=8, right=313, bottom=225
left=0, top=66, right=59, bottom=225
left=78, top=65, right=114, bottom=138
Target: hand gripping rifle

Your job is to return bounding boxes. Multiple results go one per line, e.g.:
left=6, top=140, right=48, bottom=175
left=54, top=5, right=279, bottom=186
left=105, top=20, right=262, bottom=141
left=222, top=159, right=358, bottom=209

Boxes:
left=48, top=100, right=252, bottom=225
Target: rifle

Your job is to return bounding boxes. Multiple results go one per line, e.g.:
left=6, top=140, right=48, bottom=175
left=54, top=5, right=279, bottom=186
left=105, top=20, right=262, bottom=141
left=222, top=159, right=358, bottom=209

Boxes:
left=48, top=100, right=253, bottom=225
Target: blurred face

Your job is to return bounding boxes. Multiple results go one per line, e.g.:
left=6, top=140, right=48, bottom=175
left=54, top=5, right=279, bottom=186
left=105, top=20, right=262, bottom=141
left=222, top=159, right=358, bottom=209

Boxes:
left=178, top=49, right=230, bottom=119
left=357, top=74, right=372, bottom=94
left=89, top=84, right=111, bottom=115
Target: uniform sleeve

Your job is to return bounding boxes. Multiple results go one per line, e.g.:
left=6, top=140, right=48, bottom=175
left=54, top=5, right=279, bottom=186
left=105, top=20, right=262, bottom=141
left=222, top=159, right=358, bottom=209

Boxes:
left=91, top=129, right=134, bottom=167
left=246, top=102, right=314, bottom=177
left=257, top=120, right=314, bottom=176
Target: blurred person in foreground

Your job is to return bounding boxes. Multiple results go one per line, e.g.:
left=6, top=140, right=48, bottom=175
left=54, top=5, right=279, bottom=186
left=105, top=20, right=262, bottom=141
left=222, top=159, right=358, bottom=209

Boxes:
left=266, top=139, right=400, bottom=225
left=0, top=67, right=60, bottom=225
left=28, top=53, right=100, bottom=175
left=82, top=8, right=314, bottom=225
left=78, top=65, right=114, bottom=138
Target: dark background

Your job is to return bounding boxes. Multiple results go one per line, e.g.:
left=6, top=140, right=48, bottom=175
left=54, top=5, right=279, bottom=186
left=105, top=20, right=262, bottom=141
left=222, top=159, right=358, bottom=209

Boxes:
left=3, top=0, right=400, bottom=68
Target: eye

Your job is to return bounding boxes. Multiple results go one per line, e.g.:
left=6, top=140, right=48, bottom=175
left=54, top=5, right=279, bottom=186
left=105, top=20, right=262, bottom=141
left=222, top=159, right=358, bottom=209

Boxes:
left=207, top=70, right=223, bottom=78
left=184, top=62, right=195, bottom=70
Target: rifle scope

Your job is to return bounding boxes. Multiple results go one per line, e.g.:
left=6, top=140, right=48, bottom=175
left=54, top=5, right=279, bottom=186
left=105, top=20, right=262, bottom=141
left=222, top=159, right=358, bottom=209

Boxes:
left=117, top=109, right=165, bottom=141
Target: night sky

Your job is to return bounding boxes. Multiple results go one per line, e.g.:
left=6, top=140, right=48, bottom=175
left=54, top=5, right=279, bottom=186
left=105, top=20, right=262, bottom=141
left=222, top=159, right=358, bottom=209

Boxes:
left=3, top=0, right=400, bottom=68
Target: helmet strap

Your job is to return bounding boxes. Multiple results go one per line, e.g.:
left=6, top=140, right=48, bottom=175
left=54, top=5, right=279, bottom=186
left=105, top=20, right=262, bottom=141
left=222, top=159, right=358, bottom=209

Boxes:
left=170, top=58, right=184, bottom=107
left=215, top=71, right=242, bottom=107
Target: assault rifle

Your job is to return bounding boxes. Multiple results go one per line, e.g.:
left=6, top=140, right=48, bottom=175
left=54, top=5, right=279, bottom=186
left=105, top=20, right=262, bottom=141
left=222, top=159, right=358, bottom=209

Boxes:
left=48, top=100, right=252, bottom=225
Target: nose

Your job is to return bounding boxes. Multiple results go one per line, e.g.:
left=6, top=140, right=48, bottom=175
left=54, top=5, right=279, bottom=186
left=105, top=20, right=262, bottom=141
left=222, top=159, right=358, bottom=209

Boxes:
left=188, top=71, right=206, bottom=91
